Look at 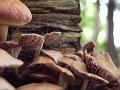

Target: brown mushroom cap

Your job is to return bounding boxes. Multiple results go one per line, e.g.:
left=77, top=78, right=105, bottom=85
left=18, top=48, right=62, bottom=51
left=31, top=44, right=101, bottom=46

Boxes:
left=0, top=40, right=18, bottom=50
left=0, top=0, right=32, bottom=26
left=65, top=53, right=81, bottom=61
left=0, top=76, right=15, bottom=90
left=42, top=49, right=63, bottom=63
left=0, top=49, right=23, bottom=68
left=84, top=52, right=119, bottom=83
left=44, top=32, right=61, bottom=45
left=18, top=33, right=44, bottom=50
left=58, top=56, right=109, bottom=84
left=29, top=55, right=55, bottom=67
left=46, top=63, right=75, bottom=82
left=83, top=41, right=96, bottom=53
left=0, top=41, right=21, bottom=58
left=17, top=82, right=63, bottom=90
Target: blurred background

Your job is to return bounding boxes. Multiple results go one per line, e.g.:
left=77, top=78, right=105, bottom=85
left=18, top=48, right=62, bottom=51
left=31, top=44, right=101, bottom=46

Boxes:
left=80, top=0, right=120, bottom=67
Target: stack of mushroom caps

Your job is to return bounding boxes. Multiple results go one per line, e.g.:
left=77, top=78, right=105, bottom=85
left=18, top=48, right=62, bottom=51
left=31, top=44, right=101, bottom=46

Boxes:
left=76, top=41, right=120, bottom=90
left=18, top=34, right=109, bottom=90
left=0, top=49, right=23, bottom=90
left=15, top=32, right=70, bottom=90
left=58, top=52, right=109, bottom=90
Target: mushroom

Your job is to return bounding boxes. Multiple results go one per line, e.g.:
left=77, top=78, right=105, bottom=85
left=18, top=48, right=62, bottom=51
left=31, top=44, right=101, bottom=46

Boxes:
left=0, top=76, right=16, bottom=90
left=0, top=49, right=23, bottom=68
left=0, top=48, right=23, bottom=77
left=58, top=56, right=109, bottom=90
left=29, top=55, right=75, bottom=89
left=45, top=62, right=75, bottom=89
left=26, top=55, right=58, bottom=82
left=18, top=33, right=44, bottom=58
left=84, top=52, right=119, bottom=83
left=0, top=40, right=21, bottom=58
left=0, top=40, right=18, bottom=50
left=17, top=82, right=63, bottom=90
left=0, top=0, right=32, bottom=42
left=84, top=52, right=120, bottom=89
left=42, top=49, right=63, bottom=63
left=82, top=41, right=96, bottom=54
left=44, top=32, right=61, bottom=45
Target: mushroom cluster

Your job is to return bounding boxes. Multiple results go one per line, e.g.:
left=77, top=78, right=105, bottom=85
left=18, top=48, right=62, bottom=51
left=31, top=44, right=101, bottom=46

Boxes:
left=0, top=29, right=120, bottom=90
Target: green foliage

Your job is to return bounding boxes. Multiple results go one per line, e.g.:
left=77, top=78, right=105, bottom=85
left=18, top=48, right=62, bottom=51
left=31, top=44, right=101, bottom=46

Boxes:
left=80, top=0, right=107, bottom=51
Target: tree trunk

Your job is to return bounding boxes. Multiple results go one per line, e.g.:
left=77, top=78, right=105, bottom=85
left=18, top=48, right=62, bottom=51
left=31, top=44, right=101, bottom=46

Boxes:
left=107, top=0, right=119, bottom=66
left=10, top=0, right=81, bottom=54
left=93, top=0, right=100, bottom=42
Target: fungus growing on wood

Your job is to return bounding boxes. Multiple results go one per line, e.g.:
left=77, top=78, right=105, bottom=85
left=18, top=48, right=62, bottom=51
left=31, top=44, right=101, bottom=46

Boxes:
left=0, top=0, right=32, bottom=42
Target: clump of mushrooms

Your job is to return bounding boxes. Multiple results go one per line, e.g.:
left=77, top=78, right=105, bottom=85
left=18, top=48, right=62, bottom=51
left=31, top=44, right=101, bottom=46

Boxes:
left=1, top=26, right=120, bottom=90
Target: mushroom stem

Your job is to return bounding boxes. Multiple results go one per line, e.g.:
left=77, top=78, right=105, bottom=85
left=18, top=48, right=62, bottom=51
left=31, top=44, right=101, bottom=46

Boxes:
left=58, top=74, right=68, bottom=90
left=80, top=79, right=89, bottom=90
left=34, top=45, right=43, bottom=58
left=0, top=24, right=9, bottom=42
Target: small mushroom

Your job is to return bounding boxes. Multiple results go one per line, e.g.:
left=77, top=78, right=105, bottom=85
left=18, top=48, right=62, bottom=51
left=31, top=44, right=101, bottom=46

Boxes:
left=83, top=41, right=96, bottom=54
left=17, top=82, right=63, bottom=90
left=18, top=33, right=44, bottom=58
left=0, top=0, right=32, bottom=42
left=44, top=32, right=61, bottom=45
left=58, top=56, right=109, bottom=90
left=0, top=40, right=21, bottom=58
left=0, top=40, right=18, bottom=50
left=84, top=52, right=119, bottom=83
left=0, top=76, right=16, bottom=90
left=42, top=49, right=63, bottom=63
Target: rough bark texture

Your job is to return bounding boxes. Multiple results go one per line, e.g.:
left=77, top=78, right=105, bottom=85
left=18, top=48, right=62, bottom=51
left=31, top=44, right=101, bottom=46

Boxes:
left=10, top=0, right=81, bottom=53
